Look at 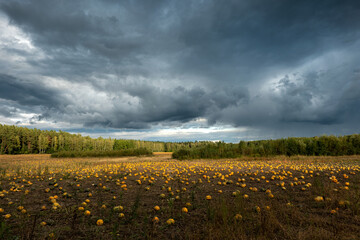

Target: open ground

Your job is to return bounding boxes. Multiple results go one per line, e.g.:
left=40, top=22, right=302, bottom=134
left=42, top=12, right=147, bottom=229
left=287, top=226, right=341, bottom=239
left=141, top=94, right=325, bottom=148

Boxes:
left=0, top=153, right=359, bottom=240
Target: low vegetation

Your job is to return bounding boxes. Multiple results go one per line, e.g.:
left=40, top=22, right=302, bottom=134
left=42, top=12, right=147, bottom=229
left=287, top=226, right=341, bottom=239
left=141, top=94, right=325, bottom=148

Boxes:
left=51, top=148, right=152, bottom=158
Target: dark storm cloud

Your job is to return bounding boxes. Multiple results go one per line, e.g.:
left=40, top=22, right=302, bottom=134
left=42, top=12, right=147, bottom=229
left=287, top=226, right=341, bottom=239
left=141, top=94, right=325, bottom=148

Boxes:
left=0, top=0, right=360, bottom=139
left=174, top=0, right=360, bottom=85
left=60, top=84, right=248, bottom=129
left=0, top=74, right=63, bottom=108
left=0, top=74, right=70, bottom=125
left=121, top=83, right=248, bottom=122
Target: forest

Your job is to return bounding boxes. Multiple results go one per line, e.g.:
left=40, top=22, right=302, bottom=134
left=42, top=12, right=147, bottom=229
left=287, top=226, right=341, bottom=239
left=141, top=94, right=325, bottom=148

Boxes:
left=1, top=124, right=359, bottom=158
left=0, top=124, right=206, bottom=154
left=173, top=135, right=360, bottom=159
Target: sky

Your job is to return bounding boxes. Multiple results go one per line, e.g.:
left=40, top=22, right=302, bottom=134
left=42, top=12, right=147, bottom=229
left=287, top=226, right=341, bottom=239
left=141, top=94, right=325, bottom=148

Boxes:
left=0, top=0, right=359, bottom=142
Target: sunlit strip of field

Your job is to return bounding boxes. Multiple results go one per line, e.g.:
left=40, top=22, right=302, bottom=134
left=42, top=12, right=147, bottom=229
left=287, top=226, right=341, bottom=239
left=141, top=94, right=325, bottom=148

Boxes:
left=153, top=152, right=173, bottom=155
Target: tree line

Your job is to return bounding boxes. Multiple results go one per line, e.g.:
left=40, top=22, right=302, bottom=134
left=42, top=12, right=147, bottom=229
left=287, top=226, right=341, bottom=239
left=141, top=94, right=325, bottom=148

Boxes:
left=172, top=135, right=360, bottom=159
left=0, top=124, right=209, bottom=154
left=2, top=124, right=359, bottom=158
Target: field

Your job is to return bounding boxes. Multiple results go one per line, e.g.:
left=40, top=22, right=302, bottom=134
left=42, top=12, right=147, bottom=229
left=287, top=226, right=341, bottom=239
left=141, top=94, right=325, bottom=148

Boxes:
left=0, top=154, right=359, bottom=240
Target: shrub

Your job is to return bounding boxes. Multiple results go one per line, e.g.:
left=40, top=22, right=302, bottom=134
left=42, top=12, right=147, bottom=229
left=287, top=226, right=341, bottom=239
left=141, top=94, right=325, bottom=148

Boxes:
left=51, top=148, right=152, bottom=158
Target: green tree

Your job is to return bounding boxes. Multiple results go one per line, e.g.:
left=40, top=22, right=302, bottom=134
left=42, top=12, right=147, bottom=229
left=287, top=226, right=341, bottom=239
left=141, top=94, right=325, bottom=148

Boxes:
left=38, top=134, right=49, bottom=153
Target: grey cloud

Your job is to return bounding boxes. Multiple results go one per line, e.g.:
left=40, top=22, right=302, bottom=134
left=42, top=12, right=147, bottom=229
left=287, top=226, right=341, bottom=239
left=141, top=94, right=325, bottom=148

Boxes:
left=40, top=83, right=248, bottom=129
left=273, top=73, right=340, bottom=124
left=3, top=0, right=359, bottom=84
left=0, top=100, right=16, bottom=117
left=131, top=85, right=248, bottom=124
left=0, top=74, right=64, bottom=108
left=0, top=0, right=360, bottom=140
left=0, top=75, right=244, bottom=129
left=175, top=0, right=360, bottom=84
left=208, top=60, right=360, bottom=136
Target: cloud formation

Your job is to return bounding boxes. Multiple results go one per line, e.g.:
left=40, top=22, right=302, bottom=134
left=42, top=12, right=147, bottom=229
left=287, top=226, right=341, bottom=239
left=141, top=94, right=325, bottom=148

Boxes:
left=0, top=0, right=359, bottom=141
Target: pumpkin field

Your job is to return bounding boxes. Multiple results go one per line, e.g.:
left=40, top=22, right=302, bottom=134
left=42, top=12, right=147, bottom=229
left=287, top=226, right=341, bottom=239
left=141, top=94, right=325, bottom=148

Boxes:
left=0, top=153, right=359, bottom=240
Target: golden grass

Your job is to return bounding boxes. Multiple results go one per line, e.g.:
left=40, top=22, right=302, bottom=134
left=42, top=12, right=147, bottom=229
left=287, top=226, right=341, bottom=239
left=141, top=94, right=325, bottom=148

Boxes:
left=0, top=155, right=359, bottom=239
left=153, top=152, right=173, bottom=155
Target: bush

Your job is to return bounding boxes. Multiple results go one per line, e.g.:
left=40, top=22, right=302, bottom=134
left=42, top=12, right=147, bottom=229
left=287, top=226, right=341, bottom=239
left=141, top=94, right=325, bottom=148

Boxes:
left=51, top=148, right=152, bottom=158
left=172, top=149, right=192, bottom=160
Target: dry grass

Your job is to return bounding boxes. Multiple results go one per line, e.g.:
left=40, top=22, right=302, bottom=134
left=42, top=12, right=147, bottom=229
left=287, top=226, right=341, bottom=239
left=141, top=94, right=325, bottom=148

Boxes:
left=153, top=152, right=173, bottom=155
left=0, top=155, right=359, bottom=240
